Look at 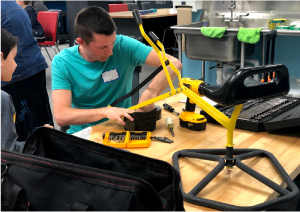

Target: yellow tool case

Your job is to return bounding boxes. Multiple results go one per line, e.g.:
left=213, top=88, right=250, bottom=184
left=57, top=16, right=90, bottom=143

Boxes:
left=103, top=131, right=152, bottom=148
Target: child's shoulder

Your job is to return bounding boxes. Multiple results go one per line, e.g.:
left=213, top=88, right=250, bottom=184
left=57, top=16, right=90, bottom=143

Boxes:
left=1, top=90, right=13, bottom=103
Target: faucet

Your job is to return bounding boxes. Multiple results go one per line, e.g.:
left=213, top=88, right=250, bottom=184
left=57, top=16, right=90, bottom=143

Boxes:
left=229, top=1, right=236, bottom=21
left=215, top=1, right=249, bottom=24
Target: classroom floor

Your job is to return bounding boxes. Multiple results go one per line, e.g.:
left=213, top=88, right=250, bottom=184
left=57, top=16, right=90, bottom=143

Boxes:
left=42, top=43, right=179, bottom=129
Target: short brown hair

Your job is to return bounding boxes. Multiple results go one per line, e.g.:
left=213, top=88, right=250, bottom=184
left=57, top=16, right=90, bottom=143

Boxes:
left=74, top=6, right=117, bottom=45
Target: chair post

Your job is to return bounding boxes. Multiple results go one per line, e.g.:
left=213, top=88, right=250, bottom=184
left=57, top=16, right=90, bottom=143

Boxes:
left=44, top=47, right=52, bottom=61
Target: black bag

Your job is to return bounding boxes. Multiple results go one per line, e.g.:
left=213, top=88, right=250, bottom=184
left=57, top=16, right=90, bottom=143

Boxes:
left=1, top=127, right=184, bottom=211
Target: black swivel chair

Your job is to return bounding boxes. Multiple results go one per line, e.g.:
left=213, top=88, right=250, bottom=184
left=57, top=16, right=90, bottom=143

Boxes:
left=127, top=3, right=139, bottom=11
left=141, top=2, right=151, bottom=10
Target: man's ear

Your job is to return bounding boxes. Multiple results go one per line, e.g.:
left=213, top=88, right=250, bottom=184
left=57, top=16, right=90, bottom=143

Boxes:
left=1, top=52, right=3, bottom=68
left=76, top=38, right=86, bottom=47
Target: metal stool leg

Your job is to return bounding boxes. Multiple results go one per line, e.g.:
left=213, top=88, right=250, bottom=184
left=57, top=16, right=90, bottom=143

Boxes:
left=55, top=42, right=60, bottom=52
left=162, top=29, right=167, bottom=45
left=44, top=46, right=52, bottom=61
left=51, top=46, right=58, bottom=55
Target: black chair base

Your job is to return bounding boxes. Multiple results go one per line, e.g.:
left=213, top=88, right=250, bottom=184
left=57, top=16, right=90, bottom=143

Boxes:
left=172, top=148, right=299, bottom=211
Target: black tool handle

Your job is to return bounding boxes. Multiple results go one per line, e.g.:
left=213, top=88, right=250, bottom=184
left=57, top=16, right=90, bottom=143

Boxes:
left=185, top=98, right=196, bottom=112
left=199, top=64, right=290, bottom=106
left=163, top=103, right=174, bottom=112
left=132, top=9, right=143, bottom=25
left=149, top=31, right=159, bottom=43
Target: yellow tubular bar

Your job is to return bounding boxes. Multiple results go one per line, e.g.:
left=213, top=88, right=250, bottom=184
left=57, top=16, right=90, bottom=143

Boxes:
left=131, top=20, right=245, bottom=148
left=226, top=104, right=243, bottom=147
left=182, top=87, right=230, bottom=129
left=156, top=41, right=176, bottom=92
left=138, top=24, right=175, bottom=91
left=128, top=88, right=182, bottom=111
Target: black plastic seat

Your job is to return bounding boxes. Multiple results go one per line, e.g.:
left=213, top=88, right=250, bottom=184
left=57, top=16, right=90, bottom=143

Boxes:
left=141, top=2, right=151, bottom=10
left=199, top=64, right=290, bottom=106
left=127, top=3, right=139, bottom=11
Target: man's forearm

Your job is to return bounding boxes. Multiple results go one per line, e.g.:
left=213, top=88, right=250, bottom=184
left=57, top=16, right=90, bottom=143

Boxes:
left=139, top=56, right=182, bottom=104
left=54, top=107, right=107, bottom=126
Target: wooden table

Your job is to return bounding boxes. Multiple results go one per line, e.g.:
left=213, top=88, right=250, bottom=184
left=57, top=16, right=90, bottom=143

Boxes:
left=109, top=8, right=177, bottom=48
left=90, top=93, right=300, bottom=211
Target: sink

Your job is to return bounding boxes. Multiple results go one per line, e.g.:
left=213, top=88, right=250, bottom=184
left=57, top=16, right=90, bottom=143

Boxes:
left=172, top=22, right=255, bottom=63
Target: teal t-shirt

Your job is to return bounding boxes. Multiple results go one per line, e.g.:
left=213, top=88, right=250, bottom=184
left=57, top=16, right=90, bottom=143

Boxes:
left=52, top=35, right=152, bottom=134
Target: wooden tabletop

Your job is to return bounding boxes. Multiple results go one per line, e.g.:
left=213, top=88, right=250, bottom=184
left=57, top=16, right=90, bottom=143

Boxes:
left=90, top=93, right=300, bottom=211
left=109, top=8, right=177, bottom=19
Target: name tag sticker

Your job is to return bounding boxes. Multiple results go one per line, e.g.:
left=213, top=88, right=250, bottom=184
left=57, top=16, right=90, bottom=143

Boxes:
left=102, top=69, right=119, bottom=83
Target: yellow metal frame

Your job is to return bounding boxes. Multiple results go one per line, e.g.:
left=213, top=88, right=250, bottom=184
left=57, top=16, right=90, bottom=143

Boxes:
left=128, top=23, right=243, bottom=148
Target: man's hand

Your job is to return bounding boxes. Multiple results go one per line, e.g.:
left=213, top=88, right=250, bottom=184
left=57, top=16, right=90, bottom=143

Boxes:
left=53, top=90, right=134, bottom=126
left=44, top=124, right=54, bottom=129
left=102, top=107, right=134, bottom=125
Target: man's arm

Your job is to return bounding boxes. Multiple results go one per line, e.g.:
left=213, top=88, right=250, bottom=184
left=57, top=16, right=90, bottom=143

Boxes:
left=52, top=90, right=134, bottom=126
left=137, top=50, right=182, bottom=111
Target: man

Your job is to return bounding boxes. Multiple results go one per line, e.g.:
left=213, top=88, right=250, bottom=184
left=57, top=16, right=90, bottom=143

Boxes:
left=52, top=6, right=182, bottom=134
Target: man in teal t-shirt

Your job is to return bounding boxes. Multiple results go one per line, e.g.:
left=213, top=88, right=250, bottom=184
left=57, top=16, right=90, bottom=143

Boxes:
left=51, top=6, right=182, bottom=134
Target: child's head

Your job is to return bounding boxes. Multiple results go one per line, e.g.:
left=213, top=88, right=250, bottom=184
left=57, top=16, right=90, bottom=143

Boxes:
left=16, top=1, right=31, bottom=8
left=1, top=29, right=18, bottom=82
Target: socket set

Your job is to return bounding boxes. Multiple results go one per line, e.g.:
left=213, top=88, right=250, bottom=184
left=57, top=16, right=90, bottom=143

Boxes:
left=201, top=96, right=300, bottom=132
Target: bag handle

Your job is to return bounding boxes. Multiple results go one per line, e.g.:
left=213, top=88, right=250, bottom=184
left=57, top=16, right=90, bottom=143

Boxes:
left=8, top=184, right=28, bottom=211
left=71, top=201, right=93, bottom=211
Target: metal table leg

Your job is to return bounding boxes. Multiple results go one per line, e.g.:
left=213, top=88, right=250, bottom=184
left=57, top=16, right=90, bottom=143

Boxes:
left=201, top=60, right=205, bottom=81
left=176, top=34, right=182, bottom=63
left=241, top=42, right=245, bottom=69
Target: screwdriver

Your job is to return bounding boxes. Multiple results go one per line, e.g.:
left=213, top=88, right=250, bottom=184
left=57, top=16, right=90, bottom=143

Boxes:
left=165, top=117, right=174, bottom=137
left=163, top=103, right=180, bottom=116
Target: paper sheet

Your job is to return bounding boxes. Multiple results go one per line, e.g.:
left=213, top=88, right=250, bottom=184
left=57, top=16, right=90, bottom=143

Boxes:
left=72, top=127, right=92, bottom=139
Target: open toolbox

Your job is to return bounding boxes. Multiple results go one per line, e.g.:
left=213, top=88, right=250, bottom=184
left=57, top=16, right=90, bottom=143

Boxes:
left=200, top=96, right=300, bottom=132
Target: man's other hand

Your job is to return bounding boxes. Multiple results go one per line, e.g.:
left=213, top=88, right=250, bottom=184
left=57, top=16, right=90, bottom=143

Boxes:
left=103, top=107, right=134, bottom=125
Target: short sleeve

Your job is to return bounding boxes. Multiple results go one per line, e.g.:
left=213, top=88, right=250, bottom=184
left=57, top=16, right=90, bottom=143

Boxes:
left=51, top=56, right=72, bottom=91
left=119, top=35, right=152, bottom=67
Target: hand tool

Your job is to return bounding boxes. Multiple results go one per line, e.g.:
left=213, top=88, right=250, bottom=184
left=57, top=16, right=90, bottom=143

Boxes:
left=163, top=103, right=180, bottom=116
left=151, top=136, right=173, bottom=143
left=179, top=78, right=207, bottom=131
left=165, top=117, right=174, bottom=137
